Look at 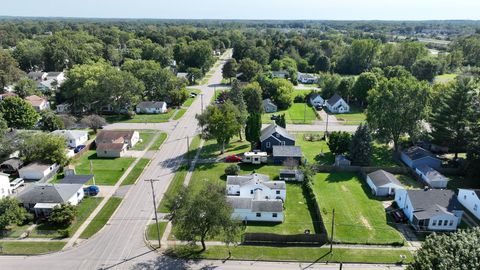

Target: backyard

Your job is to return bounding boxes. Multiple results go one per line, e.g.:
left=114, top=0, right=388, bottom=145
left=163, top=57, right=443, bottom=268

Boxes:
left=131, top=132, right=155, bottom=150
left=334, top=105, right=366, bottom=125
left=104, top=109, right=176, bottom=123
left=199, top=136, right=250, bottom=159
left=262, top=103, right=318, bottom=124
left=312, top=172, right=405, bottom=245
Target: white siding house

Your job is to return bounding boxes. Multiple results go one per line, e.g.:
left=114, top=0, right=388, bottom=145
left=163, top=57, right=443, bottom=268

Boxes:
left=326, top=94, right=349, bottom=113
left=309, top=93, right=324, bottom=107
left=366, top=170, right=404, bottom=197
left=415, top=165, right=449, bottom=188
left=458, top=189, right=480, bottom=220
left=395, top=189, right=463, bottom=231
left=136, top=101, right=167, bottom=114
left=18, top=162, right=57, bottom=181
left=0, top=173, right=12, bottom=199
left=51, top=130, right=89, bottom=148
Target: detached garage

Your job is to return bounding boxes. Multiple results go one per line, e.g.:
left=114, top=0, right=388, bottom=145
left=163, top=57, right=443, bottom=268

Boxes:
left=366, top=170, right=404, bottom=197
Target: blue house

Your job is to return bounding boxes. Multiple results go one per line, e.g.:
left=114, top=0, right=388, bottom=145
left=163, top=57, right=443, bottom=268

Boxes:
left=260, top=124, right=295, bottom=153
left=400, top=146, right=442, bottom=170
left=272, top=145, right=303, bottom=165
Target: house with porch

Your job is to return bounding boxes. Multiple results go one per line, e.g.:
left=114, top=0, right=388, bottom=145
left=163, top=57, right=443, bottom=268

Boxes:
left=395, top=189, right=463, bottom=231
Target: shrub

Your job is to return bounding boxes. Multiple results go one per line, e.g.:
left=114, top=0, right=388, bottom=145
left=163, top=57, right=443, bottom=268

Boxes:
left=57, top=229, right=70, bottom=238
left=224, top=164, right=240, bottom=175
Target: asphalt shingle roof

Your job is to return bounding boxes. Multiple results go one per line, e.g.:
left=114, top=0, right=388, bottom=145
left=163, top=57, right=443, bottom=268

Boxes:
left=327, top=93, right=343, bottom=106
left=136, top=101, right=166, bottom=109
left=367, top=170, right=403, bottom=187
left=59, top=175, right=94, bottom=185
left=407, top=189, right=462, bottom=220
left=260, top=123, right=295, bottom=142
left=272, top=145, right=302, bottom=158
left=417, top=165, right=449, bottom=182
left=17, top=183, right=82, bottom=204
left=403, top=146, right=437, bottom=161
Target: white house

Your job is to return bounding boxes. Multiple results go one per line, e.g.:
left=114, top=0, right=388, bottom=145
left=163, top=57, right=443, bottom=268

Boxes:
left=297, top=72, right=318, bottom=84
left=56, top=103, right=70, bottom=114
left=415, top=165, right=449, bottom=188
left=366, top=170, right=404, bottom=197
left=271, top=70, right=289, bottom=79
left=28, top=71, right=65, bottom=92
left=51, top=130, right=89, bottom=148
left=18, top=162, right=57, bottom=181
left=136, top=101, right=167, bottom=114
left=0, top=173, right=12, bottom=199
left=95, top=130, right=139, bottom=148
left=25, top=95, right=49, bottom=112
left=226, top=173, right=286, bottom=223
left=395, top=189, right=463, bottom=231
left=17, top=183, right=84, bottom=217
left=458, top=189, right=480, bottom=220
left=326, top=94, right=350, bottom=113
left=309, top=93, right=324, bottom=107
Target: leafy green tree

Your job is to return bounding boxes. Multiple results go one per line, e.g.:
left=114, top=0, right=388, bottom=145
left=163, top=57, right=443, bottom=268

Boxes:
left=319, top=73, right=342, bottom=98
left=336, top=39, right=380, bottom=74
left=186, top=67, right=203, bottom=85
left=245, top=112, right=262, bottom=150
left=314, top=54, right=330, bottom=72
left=39, top=110, right=65, bottom=132
left=0, top=113, right=7, bottom=135
left=411, top=57, right=440, bottom=82
left=0, top=50, right=23, bottom=90
left=367, top=76, right=430, bottom=151
left=20, top=133, right=68, bottom=165
left=353, top=72, right=378, bottom=106
left=196, top=101, right=241, bottom=154
left=349, top=124, right=373, bottom=166
left=58, top=115, right=77, bottom=129
left=242, top=82, right=263, bottom=114
left=228, top=80, right=248, bottom=140
left=222, top=59, right=237, bottom=83
left=13, top=39, right=45, bottom=71
left=14, top=78, right=38, bottom=98
left=337, top=77, right=355, bottom=103
left=383, top=65, right=412, bottom=79
left=431, top=78, right=479, bottom=158
left=276, top=113, right=286, bottom=128
left=408, top=228, right=480, bottom=270
left=327, top=131, right=351, bottom=155
left=0, top=96, right=39, bottom=129
left=238, top=58, right=262, bottom=82
left=166, top=183, right=239, bottom=251
left=48, top=204, right=77, bottom=226
left=266, top=78, right=294, bottom=109
left=80, top=115, right=106, bottom=133
left=0, top=197, right=28, bottom=231
left=225, top=164, right=240, bottom=175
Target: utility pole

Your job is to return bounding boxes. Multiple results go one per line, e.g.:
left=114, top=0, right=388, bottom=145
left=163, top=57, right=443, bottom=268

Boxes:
left=145, top=179, right=161, bottom=248
left=200, top=93, right=204, bottom=113
left=90, top=160, right=95, bottom=186
left=330, top=208, right=335, bottom=253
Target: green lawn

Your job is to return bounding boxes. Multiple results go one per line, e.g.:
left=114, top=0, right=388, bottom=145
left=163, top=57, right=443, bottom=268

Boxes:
left=447, top=175, right=480, bottom=190
left=312, top=172, right=404, bottom=245
left=30, top=197, right=103, bottom=238
left=146, top=222, right=168, bottom=241
left=104, top=110, right=176, bottom=123
left=371, top=143, right=399, bottom=167
left=167, top=245, right=413, bottom=264
left=121, top=158, right=150, bottom=186
left=434, top=73, right=458, bottom=84
left=73, top=151, right=135, bottom=185
left=157, top=165, right=188, bottom=213
left=295, top=133, right=333, bottom=164
left=80, top=197, right=122, bottom=239
left=246, top=183, right=315, bottom=235
left=199, top=136, right=250, bottom=159
left=131, top=132, right=155, bottom=151
left=262, top=103, right=318, bottom=124
left=148, top=133, right=167, bottom=151
left=334, top=105, right=366, bottom=125
left=396, top=174, right=423, bottom=189
left=0, top=241, right=66, bottom=255
left=173, top=109, right=187, bottom=120
left=0, top=223, right=32, bottom=239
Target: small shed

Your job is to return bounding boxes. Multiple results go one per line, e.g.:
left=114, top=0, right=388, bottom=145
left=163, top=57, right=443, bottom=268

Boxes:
left=0, top=158, right=24, bottom=174
left=334, top=155, right=351, bottom=167
left=416, top=165, right=449, bottom=189
left=262, top=99, right=278, bottom=113
left=279, top=169, right=304, bottom=182
left=366, top=170, right=404, bottom=197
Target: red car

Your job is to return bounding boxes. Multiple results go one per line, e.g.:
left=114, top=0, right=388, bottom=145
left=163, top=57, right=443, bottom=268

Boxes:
left=226, top=155, right=242, bottom=162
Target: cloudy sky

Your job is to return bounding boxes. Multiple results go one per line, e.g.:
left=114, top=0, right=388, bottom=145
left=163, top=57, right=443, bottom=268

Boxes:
left=2, top=0, right=480, bottom=20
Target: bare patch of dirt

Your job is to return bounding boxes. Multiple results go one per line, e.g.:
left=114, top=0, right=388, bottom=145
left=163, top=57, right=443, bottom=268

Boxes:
left=360, top=216, right=373, bottom=230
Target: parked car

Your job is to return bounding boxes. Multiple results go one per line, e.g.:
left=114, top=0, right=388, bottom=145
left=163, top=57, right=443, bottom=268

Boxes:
left=74, top=145, right=86, bottom=153
left=226, top=155, right=242, bottom=162
left=315, top=105, right=323, bottom=111
left=83, top=185, right=100, bottom=196
left=391, top=210, right=407, bottom=223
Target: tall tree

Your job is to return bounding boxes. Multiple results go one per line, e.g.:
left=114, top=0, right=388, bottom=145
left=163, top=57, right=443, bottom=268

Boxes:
left=367, top=76, right=430, bottom=151
left=0, top=197, right=28, bottom=231
left=13, top=39, right=45, bottom=71
left=349, top=124, right=373, bottom=166
left=39, top=110, right=65, bottom=132
left=80, top=115, right=106, bottom=133
left=20, top=133, right=68, bottom=165
left=411, top=57, right=440, bottom=82
left=336, top=39, right=380, bottom=74
left=0, top=96, right=39, bottom=129
left=327, top=131, right=351, bottom=155
left=14, top=78, right=38, bottom=98
left=228, top=80, right=248, bottom=140
left=166, top=183, right=239, bottom=251
left=196, top=101, right=241, bottom=154
left=430, top=78, right=478, bottom=158
left=222, top=59, right=237, bottom=83
left=408, top=228, right=480, bottom=270
left=242, top=82, right=263, bottom=114
left=353, top=72, right=378, bottom=106
left=0, top=50, right=23, bottom=90
left=238, top=58, right=262, bottom=82
left=245, top=112, right=262, bottom=150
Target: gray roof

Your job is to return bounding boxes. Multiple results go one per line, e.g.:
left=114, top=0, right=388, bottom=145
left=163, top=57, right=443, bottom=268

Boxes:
left=260, top=123, right=295, bottom=142
left=407, top=189, right=462, bottom=220
left=262, top=99, right=276, bottom=107
left=17, top=183, right=83, bottom=204
left=417, top=165, right=449, bottom=182
left=263, top=181, right=286, bottom=189
left=367, top=170, right=403, bottom=187
left=403, top=146, right=438, bottom=161
left=59, top=174, right=94, bottom=185
left=136, top=101, right=166, bottom=109
left=327, top=93, right=344, bottom=106
left=51, top=130, right=88, bottom=140
left=0, top=158, right=23, bottom=170
left=272, top=145, right=302, bottom=158
left=226, top=173, right=270, bottom=186
left=20, top=162, right=54, bottom=172
left=310, top=93, right=323, bottom=100
left=227, top=197, right=252, bottom=209
left=252, top=200, right=283, bottom=212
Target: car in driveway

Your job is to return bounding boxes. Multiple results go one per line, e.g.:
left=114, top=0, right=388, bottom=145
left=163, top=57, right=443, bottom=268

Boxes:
left=226, top=155, right=242, bottom=162
left=74, top=145, right=86, bottom=153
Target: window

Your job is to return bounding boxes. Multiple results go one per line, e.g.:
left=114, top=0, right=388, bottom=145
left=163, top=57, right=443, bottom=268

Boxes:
left=443, top=220, right=448, bottom=226
left=464, top=195, right=467, bottom=200
left=266, top=142, right=271, bottom=148
left=272, top=213, right=277, bottom=218
left=432, top=220, right=437, bottom=226
left=281, top=141, right=286, bottom=146
left=256, top=213, right=261, bottom=217
left=276, top=190, right=280, bottom=194
left=449, top=220, right=454, bottom=226
left=104, top=151, right=107, bottom=154
left=250, top=190, right=253, bottom=194
left=475, top=204, right=478, bottom=211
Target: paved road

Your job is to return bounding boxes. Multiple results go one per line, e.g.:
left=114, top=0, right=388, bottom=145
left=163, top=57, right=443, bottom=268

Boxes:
left=0, top=51, right=394, bottom=270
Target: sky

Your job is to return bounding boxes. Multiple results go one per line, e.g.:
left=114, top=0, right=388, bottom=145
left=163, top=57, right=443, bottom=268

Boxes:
left=2, top=0, right=480, bottom=20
